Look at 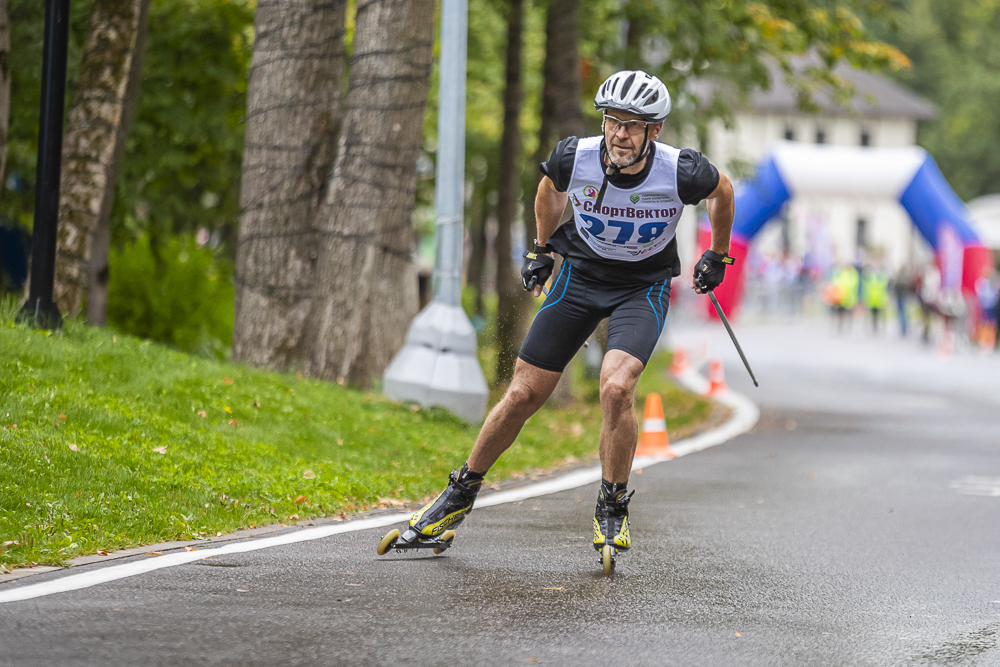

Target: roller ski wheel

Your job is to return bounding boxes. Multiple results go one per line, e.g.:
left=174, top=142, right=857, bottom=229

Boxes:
left=377, top=529, right=400, bottom=556
left=601, top=545, right=616, bottom=576
left=433, top=530, right=456, bottom=555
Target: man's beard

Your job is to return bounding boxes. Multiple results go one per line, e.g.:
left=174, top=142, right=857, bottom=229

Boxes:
left=608, top=142, right=641, bottom=169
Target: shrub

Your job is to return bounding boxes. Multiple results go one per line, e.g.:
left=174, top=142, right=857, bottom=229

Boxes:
left=107, top=234, right=233, bottom=359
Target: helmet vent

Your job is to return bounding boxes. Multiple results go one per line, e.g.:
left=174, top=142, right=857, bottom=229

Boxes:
left=620, top=73, right=636, bottom=98
left=646, top=91, right=659, bottom=106
left=635, top=83, right=647, bottom=99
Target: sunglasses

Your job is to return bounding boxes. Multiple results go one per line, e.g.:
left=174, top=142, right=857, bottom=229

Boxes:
left=603, top=113, right=655, bottom=136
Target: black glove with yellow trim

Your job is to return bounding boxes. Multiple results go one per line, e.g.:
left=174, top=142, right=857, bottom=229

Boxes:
left=693, top=249, right=735, bottom=294
left=521, top=241, right=555, bottom=293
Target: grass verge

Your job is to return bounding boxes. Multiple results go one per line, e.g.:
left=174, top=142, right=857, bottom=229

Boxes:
left=0, top=310, right=713, bottom=570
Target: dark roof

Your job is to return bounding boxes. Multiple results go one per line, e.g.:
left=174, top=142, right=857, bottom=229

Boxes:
left=692, top=59, right=938, bottom=121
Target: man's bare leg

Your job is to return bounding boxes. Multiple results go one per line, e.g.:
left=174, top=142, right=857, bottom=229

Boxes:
left=598, top=349, right=645, bottom=483
left=466, top=359, right=562, bottom=473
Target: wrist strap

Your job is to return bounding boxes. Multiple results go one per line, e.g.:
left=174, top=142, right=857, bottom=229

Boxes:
left=705, top=249, right=735, bottom=266
left=533, top=239, right=553, bottom=254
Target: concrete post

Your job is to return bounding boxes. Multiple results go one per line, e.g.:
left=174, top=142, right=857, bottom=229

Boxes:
left=383, top=0, right=489, bottom=422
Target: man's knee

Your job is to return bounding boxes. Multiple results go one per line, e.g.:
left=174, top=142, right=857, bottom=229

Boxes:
left=505, top=381, right=546, bottom=414
left=599, top=377, right=634, bottom=414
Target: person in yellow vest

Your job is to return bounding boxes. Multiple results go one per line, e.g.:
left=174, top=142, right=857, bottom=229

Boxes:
left=862, top=266, right=890, bottom=334
left=832, top=265, right=860, bottom=332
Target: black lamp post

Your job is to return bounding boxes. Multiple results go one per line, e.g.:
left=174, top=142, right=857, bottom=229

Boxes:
left=18, top=0, right=70, bottom=329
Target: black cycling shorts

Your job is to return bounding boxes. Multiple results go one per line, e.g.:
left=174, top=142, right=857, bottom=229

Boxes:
left=518, top=261, right=671, bottom=373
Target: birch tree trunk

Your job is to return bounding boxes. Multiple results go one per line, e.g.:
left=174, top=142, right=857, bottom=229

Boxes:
left=495, top=0, right=528, bottom=383
left=54, top=0, right=150, bottom=318
left=232, top=0, right=347, bottom=370
left=87, top=0, right=149, bottom=326
left=0, top=0, right=10, bottom=198
left=307, top=0, right=434, bottom=386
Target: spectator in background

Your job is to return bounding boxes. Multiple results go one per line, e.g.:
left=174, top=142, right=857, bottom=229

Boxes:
left=974, top=270, right=999, bottom=349
left=862, top=264, right=890, bottom=334
left=830, top=264, right=860, bottom=333
left=893, top=266, right=912, bottom=338
left=916, top=263, right=941, bottom=344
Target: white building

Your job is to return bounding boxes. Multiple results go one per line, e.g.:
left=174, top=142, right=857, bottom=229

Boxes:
left=678, top=62, right=938, bottom=275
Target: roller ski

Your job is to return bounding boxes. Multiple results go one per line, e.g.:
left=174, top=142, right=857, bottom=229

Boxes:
left=376, top=465, right=483, bottom=556
left=593, top=482, right=633, bottom=576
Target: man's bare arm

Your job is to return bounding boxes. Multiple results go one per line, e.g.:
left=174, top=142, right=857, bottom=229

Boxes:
left=534, top=176, right=568, bottom=247
left=705, top=172, right=735, bottom=255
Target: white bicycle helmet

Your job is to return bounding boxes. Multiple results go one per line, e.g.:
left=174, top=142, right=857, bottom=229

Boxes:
left=594, top=70, right=671, bottom=122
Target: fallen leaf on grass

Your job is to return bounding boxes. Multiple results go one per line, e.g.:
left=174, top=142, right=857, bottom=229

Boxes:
left=294, top=495, right=307, bottom=504
left=152, top=446, right=167, bottom=454
left=216, top=532, right=222, bottom=537
left=228, top=419, right=238, bottom=426
left=253, top=401, right=261, bottom=408
left=287, top=514, right=299, bottom=520
left=3, top=541, right=18, bottom=547
left=59, top=414, right=67, bottom=420
left=145, top=552, right=163, bottom=557
left=302, top=470, right=316, bottom=480
left=197, top=410, right=207, bottom=418
left=113, top=335, right=117, bottom=343
left=223, top=377, right=234, bottom=385
left=97, top=551, right=109, bottom=556
left=68, top=444, right=79, bottom=451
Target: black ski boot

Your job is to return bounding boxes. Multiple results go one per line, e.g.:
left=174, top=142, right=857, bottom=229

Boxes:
left=377, top=466, right=484, bottom=556
left=593, top=482, right=634, bottom=575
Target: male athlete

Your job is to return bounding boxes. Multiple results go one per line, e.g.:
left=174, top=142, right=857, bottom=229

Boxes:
left=388, top=70, right=735, bottom=562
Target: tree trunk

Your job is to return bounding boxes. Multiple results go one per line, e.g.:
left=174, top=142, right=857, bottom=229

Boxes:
left=0, top=0, right=10, bottom=200
left=495, top=0, right=527, bottom=384
left=466, top=185, right=488, bottom=318
left=87, top=0, right=150, bottom=326
left=624, top=0, right=645, bottom=70
left=54, top=0, right=150, bottom=318
left=523, top=0, right=583, bottom=403
left=232, top=0, right=347, bottom=370
left=307, top=0, right=434, bottom=387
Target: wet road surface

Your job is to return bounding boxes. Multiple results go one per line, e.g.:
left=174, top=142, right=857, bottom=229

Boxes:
left=2, top=322, right=999, bottom=666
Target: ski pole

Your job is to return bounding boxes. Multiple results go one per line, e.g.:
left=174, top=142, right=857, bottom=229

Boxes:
left=708, top=292, right=758, bottom=387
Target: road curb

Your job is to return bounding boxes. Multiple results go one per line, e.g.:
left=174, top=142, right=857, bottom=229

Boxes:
left=0, top=369, right=759, bottom=605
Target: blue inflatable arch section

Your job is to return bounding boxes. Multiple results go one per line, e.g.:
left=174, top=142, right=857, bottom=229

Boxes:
left=733, top=142, right=982, bottom=247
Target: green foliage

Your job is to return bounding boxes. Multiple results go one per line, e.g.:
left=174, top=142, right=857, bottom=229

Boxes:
left=0, top=312, right=710, bottom=569
left=111, top=0, right=253, bottom=251
left=3, top=0, right=253, bottom=251
left=106, top=234, right=233, bottom=359
left=879, top=0, right=1000, bottom=200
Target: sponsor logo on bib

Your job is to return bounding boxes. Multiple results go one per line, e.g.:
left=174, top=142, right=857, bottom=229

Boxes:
left=629, top=193, right=640, bottom=204
left=639, top=193, right=674, bottom=203
left=582, top=185, right=600, bottom=199
left=570, top=193, right=582, bottom=207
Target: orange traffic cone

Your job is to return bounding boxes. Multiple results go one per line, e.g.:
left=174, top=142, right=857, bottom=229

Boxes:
left=635, top=393, right=675, bottom=458
left=706, top=358, right=727, bottom=396
left=670, top=348, right=690, bottom=377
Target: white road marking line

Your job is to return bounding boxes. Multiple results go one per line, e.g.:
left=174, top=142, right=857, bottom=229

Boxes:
left=949, top=476, right=1000, bottom=497
left=0, top=371, right=758, bottom=605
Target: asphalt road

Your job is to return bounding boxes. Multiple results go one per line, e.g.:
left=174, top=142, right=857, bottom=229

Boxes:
left=2, top=321, right=999, bottom=666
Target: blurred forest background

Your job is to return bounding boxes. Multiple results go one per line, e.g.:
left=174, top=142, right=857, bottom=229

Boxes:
left=1, top=0, right=997, bottom=388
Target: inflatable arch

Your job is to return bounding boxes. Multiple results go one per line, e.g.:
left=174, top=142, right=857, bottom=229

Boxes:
left=711, top=142, right=993, bottom=315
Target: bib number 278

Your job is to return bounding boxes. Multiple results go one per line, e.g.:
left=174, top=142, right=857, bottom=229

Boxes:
left=579, top=214, right=672, bottom=245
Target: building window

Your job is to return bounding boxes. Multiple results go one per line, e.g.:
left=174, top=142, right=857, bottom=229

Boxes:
left=784, top=126, right=795, bottom=141
left=860, top=129, right=871, bottom=146
left=815, top=127, right=826, bottom=144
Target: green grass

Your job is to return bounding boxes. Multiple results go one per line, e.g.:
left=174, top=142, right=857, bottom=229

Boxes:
left=0, top=306, right=711, bottom=570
